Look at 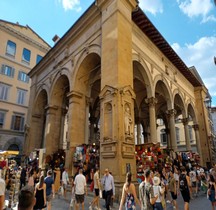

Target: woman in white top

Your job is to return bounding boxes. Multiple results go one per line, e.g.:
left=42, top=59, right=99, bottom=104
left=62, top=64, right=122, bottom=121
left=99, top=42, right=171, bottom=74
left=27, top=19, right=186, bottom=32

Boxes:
left=152, top=176, right=165, bottom=210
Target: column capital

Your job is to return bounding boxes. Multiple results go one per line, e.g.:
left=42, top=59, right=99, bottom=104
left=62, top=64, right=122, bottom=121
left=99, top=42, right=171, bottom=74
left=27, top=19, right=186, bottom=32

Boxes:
left=182, top=117, right=189, bottom=125
left=145, top=97, right=158, bottom=107
left=166, top=109, right=176, bottom=118
left=67, top=91, right=83, bottom=103
left=192, top=124, right=199, bottom=130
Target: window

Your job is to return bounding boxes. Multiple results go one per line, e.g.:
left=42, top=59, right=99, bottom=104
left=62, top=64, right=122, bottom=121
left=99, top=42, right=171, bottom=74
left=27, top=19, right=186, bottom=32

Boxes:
left=17, top=89, right=27, bottom=105
left=176, top=127, right=180, bottom=144
left=160, top=129, right=167, bottom=145
left=18, top=71, right=29, bottom=83
left=36, top=55, right=43, bottom=64
left=189, top=125, right=194, bottom=143
left=0, top=112, right=5, bottom=128
left=11, top=115, right=24, bottom=131
left=22, top=48, right=31, bottom=63
left=6, top=40, right=16, bottom=56
left=0, top=83, right=10, bottom=101
left=1, top=65, right=15, bottom=77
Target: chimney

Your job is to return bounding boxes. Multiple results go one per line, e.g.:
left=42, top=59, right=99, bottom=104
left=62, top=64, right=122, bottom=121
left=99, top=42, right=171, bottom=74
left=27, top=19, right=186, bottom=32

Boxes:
left=52, top=35, right=60, bottom=44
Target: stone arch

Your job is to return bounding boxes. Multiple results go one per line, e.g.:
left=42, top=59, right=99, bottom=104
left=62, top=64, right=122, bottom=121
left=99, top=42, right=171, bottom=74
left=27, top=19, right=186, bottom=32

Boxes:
left=187, top=102, right=197, bottom=123
left=154, top=75, right=172, bottom=109
left=173, top=91, right=187, bottom=117
left=132, top=54, right=153, bottom=97
left=3, top=137, right=23, bottom=152
left=49, top=68, right=70, bottom=102
left=72, top=45, right=101, bottom=92
left=29, top=89, right=48, bottom=151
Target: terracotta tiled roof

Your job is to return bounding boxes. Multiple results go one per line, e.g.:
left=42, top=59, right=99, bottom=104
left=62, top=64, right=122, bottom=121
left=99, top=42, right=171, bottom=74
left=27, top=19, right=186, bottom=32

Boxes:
left=132, top=8, right=202, bottom=87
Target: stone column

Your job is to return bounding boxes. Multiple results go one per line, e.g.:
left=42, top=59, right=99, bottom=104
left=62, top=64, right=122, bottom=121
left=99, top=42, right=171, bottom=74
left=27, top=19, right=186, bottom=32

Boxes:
left=89, top=116, right=96, bottom=144
left=135, top=117, right=142, bottom=145
left=65, top=91, right=85, bottom=175
left=182, top=118, right=191, bottom=151
left=166, top=109, right=177, bottom=151
left=192, top=124, right=203, bottom=165
left=44, top=105, right=59, bottom=155
left=145, top=97, right=158, bottom=144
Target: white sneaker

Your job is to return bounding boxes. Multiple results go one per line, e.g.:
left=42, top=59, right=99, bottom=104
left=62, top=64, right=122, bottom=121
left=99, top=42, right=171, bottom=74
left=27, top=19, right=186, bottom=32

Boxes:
left=89, top=206, right=93, bottom=210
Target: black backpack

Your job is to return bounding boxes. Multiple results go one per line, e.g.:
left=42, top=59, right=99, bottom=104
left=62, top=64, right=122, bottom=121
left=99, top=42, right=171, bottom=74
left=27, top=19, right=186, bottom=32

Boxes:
left=179, top=174, right=188, bottom=191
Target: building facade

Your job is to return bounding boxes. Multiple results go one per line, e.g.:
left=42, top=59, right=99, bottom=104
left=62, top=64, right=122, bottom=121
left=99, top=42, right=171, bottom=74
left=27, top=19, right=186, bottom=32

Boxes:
left=0, top=20, right=50, bottom=159
left=25, top=0, right=213, bottom=196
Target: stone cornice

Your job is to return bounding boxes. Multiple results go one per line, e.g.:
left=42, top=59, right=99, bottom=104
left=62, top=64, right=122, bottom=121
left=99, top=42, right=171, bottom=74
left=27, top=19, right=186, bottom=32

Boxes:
left=0, top=22, right=50, bottom=52
left=29, top=3, right=100, bottom=77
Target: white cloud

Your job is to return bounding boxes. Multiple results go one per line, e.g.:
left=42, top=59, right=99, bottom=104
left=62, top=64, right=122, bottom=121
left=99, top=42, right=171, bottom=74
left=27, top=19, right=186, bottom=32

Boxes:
left=177, top=0, right=216, bottom=23
left=171, top=36, right=216, bottom=101
left=139, top=0, right=163, bottom=15
left=58, top=0, right=82, bottom=12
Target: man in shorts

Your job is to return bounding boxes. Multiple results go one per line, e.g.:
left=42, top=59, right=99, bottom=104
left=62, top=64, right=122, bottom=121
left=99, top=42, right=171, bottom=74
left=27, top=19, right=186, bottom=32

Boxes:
left=74, top=168, right=87, bottom=210
left=44, top=170, right=55, bottom=210
left=89, top=167, right=101, bottom=210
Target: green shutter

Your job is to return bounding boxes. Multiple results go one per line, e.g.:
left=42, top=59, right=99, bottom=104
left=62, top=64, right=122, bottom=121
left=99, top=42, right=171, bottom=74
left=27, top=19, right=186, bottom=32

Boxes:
left=12, top=68, right=15, bottom=78
left=1, top=65, right=5, bottom=74
left=11, top=115, right=15, bottom=130
left=20, top=117, right=25, bottom=131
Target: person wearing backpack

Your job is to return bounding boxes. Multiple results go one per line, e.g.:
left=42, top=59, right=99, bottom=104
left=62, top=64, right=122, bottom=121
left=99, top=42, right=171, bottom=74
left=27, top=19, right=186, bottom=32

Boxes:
left=139, top=169, right=158, bottom=210
left=179, top=166, right=191, bottom=210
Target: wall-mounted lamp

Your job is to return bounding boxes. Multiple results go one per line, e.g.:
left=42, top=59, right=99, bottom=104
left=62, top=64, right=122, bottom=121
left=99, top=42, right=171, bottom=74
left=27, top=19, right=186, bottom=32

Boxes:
left=204, top=96, right=212, bottom=109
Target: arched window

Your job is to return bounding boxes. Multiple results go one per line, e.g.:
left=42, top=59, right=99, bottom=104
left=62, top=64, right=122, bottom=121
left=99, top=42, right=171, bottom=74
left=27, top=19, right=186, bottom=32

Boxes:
left=8, top=144, right=19, bottom=151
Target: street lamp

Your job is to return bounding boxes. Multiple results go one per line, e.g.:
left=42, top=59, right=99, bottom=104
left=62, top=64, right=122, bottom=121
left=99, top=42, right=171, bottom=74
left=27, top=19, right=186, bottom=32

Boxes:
left=204, top=96, right=212, bottom=109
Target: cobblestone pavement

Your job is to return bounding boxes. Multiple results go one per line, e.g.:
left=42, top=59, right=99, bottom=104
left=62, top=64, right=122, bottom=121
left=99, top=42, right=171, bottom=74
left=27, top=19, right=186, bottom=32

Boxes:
left=50, top=190, right=211, bottom=210
left=6, top=189, right=211, bottom=210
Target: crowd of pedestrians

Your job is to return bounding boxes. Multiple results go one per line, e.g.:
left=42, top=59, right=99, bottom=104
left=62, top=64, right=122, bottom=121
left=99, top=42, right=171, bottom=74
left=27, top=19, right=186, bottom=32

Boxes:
left=1, top=155, right=216, bottom=210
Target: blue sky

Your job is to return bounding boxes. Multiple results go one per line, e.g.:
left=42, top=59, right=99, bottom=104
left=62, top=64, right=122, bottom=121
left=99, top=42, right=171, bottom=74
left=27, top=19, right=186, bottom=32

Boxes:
left=1, top=0, right=216, bottom=106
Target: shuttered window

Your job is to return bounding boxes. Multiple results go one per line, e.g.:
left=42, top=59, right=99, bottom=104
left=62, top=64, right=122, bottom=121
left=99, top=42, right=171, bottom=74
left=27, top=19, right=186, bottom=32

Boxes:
left=11, top=115, right=24, bottom=131
left=17, top=89, right=27, bottom=105
left=18, top=71, right=29, bottom=83
left=1, top=65, right=15, bottom=78
left=0, top=112, right=5, bottom=128
left=0, top=83, right=10, bottom=101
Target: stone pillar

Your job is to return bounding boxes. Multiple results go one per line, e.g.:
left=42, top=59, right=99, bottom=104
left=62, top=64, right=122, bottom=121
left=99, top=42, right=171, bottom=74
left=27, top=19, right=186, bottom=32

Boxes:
left=166, top=109, right=177, bottom=151
left=89, top=116, right=96, bottom=144
left=85, top=97, right=90, bottom=145
left=99, top=85, right=136, bottom=200
left=145, top=97, right=158, bottom=144
left=65, top=91, right=86, bottom=175
left=135, top=117, right=142, bottom=145
left=97, top=0, right=138, bottom=200
left=44, top=105, right=59, bottom=155
left=182, top=118, right=191, bottom=151
left=192, top=124, right=203, bottom=165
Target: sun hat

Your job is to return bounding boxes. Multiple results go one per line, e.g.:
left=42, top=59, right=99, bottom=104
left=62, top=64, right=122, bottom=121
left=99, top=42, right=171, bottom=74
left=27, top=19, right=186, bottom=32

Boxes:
left=200, top=168, right=204, bottom=173
left=153, top=176, right=161, bottom=186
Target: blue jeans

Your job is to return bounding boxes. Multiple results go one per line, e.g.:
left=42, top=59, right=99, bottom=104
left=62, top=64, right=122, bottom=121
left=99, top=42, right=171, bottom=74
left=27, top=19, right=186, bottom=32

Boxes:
left=154, top=202, right=163, bottom=210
